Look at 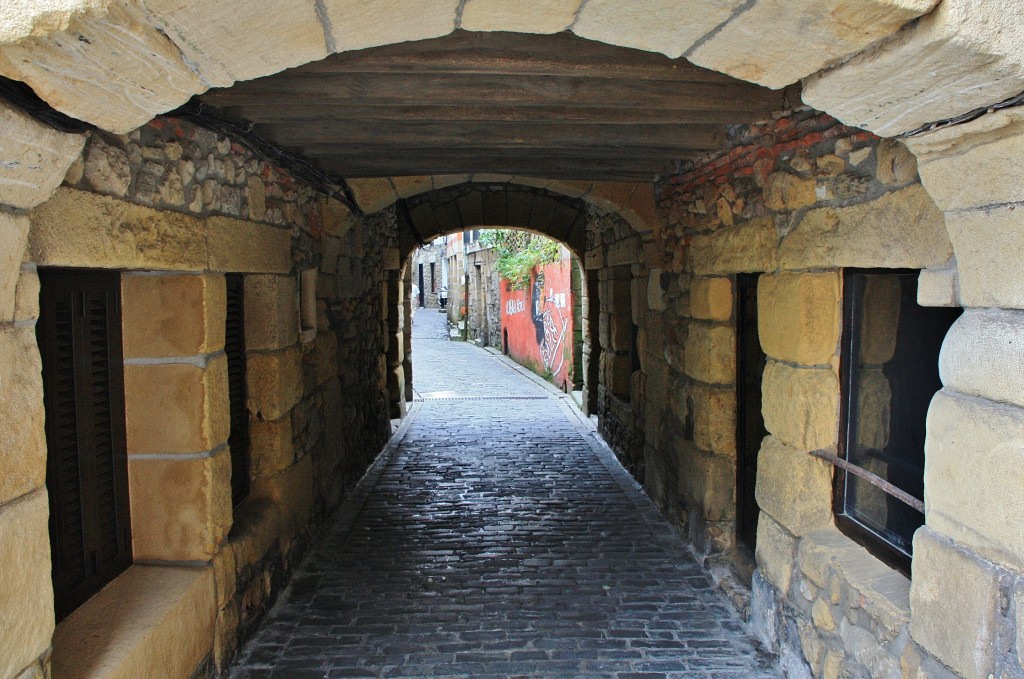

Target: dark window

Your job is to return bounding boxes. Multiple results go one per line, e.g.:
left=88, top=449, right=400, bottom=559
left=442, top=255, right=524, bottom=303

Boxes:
left=225, top=274, right=250, bottom=506
left=836, top=269, right=961, bottom=574
left=736, top=273, right=767, bottom=554
left=38, top=268, right=131, bottom=622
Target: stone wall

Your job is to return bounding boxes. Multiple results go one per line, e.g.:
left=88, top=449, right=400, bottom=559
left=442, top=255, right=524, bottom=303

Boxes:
left=5, top=113, right=395, bottom=678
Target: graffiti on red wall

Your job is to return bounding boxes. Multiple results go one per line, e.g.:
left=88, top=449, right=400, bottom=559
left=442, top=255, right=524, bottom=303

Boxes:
left=500, top=260, right=574, bottom=390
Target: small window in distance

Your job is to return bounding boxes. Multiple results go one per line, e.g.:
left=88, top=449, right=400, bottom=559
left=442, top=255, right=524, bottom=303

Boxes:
left=299, top=268, right=317, bottom=343
left=836, top=269, right=961, bottom=575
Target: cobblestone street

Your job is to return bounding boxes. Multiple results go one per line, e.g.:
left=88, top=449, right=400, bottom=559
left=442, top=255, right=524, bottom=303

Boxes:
left=228, top=309, right=778, bottom=679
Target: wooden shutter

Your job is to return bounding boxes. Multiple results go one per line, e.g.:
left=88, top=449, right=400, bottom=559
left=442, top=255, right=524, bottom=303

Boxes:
left=225, top=274, right=250, bottom=506
left=38, top=269, right=131, bottom=622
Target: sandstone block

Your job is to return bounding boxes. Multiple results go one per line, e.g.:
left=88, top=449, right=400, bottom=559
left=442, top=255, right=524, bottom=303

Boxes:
left=50, top=564, right=216, bottom=679
left=684, top=323, right=735, bottom=385
left=939, top=310, right=1024, bottom=410
left=251, top=455, right=314, bottom=542
left=905, top=107, right=1024, bottom=211
left=763, top=172, right=817, bottom=212
left=247, top=345, right=304, bottom=421
left=755, top=436, right=833, bottom=537
left=646, top=269, right=666, bottom=312
left=30, top=187, right=207, bottom=270
left=124, top=354, right=230, bottom=455
left=122, top=273, right=226, bottom=359
left=144, top=0, right=327, bottom=88
left=0, top=490, right=54, bottom=679
left=0, top=212, right=29, bottom=322
left=243, top=275, right=298, bottom=351
left=14, top=265, right=40, bottom=323
left=910, top=527, right=1000, bottom=679
left=250, top=416, right=294, bottom=478
left=688, top=382, right=737, bottom=456
left=944, top=205, right=1024, bottom=309
left=755, top=514, right=796, bottom=596
left=0, top=2, right=205, bottom=133
left=689, top=217, right=779, bottom=276
left=0, top=327, right=47, bottom=505
left=689, top=0, right=936, bottom=89
left=605, top=353, right=633, bottom=400
left=461, top=0, right=578, bottom=33
left=323, top=0, right=459, bottom=52
left=129, top=448, right=232, bottom=561
left=916, top=266, right=959, bottom=308
left=609, top=310, right=632, bottom=354
left=802, top=0, right=1024, bottom=136
left=757, top=271, right=840, bottom=366
left=762, top=361, right=839, bottom=451
left=780, top=185, right=950, bottom=270
left=876, top=139, right=919, bottom=186
left=389, top=175, right=433, bottom=199
left=207, top=216, right=291, bottom=274
left=82, top=135, right=130, bottom=197
left=690, top=276, right=732, bottom=322
left=573, top=0, right=741, bottom=59
left=0, top=101, right=85, bottom=209
left=211, top=543, right=237, bottom=609
left=677, top=447, right=734, bottom=522
left=925, top=390, right=1024, bottom=568
left=347, top=178, right=397, bottom=214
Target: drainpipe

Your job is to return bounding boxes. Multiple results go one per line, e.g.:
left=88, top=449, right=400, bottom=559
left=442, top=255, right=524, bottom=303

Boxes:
left=462, top=230, right=470, bottom=342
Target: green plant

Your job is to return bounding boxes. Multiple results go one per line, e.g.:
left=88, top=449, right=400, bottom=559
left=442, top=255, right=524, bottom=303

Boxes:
left=479, top=229, right=561, bottom=290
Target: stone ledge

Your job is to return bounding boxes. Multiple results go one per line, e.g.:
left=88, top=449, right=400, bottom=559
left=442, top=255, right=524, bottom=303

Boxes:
left=51, top=564, right=215, bottom=679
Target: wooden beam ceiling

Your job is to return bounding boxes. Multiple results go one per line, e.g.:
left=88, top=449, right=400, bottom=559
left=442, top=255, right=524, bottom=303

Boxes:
left=197, top=31, right=795, bottom=181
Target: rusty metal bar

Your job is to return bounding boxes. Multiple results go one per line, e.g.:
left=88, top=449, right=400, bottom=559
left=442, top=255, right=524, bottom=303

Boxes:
left=809, top=449, right=925, bottom=514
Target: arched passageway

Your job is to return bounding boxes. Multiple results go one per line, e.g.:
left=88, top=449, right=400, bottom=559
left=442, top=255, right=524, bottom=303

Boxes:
left=1, top=3, right=1023, bottom=679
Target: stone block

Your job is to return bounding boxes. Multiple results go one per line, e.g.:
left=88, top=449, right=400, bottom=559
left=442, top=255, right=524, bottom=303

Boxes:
left=128, top=448, right=232, bottom=561
left=211, top=543, right=237, bottom=610
left=905, top=107, right=1024, bottom=211
left=0, top=212, right=29, bottom=323
left=609, top=311, right=632, bottom=354
left=781, top=185, right=950, bottom=270
left=757, top=271, right=840, bottom=366
left=243, top=275, right=298, bottom=351
left=763, top=172, right=817, bottom=211
left=321, top=196, right=356, bottom=237
left=690, top=276, right=732, bottom=322
left=689, top=382, right=736, bottom=456
left=755, top=436, right=833, bottom=537
left=756, top=514, right=797, bottom=596
left=249, top=416, right=294, bottom=479
left=925, top=390, right=1024, bottom=567
left=389, top=175, right=433, bottom=199
left=802, top=0, right=1024, bottom=136
left=677, top=447, right=734, bottom=522
left=82, top=135, right=130, bottom=197
left=0, top=2, right=205, bottom=133
left=0, top=327, right=47, bottom=505
left=315, top=329, right=338, bottom=386
left=14, top=265, right=40, bottom=323
left=50, top=564, right=215, bottom=679
left=762, top=361, right=839, bottom=451
left=0, top=490, right=53, bottom=679
left=939, top=310, right=1024, bottom=410
left=122, top=273, right=226, bottom=359
left=323, top=0, right=460, bottom=52
left=573, top=0, right=741, bottom=59
left=688, top=217, right=779, bottom=276
left=144, top=0, right=327, bottom=88
left=461, top=0, right=577, bottom=33
left=689, top=0, right=936, bottom=89
left=910, top=527, right=1000, bottom=679
left=684, top=323, right=735, bottom=385
left=247, top=345, right=304, bottom=422
left=944, top=205, right=1024, bottom=309
left=605, top=353, right=633, bottom=399
left=124, top=354, right=230, bottom=455
left=876, top=139, right=919, bottom=186
left=0, top=101, right=85, bottom=210
left=251, top=455, right=314, bottom=542
left=207, top=216, right=292, bottom=274
left=30, top=187, right=208, bottom=270
left=646, top=268, right=667, bottom=312
left=916, top=266, right=959, bottom=308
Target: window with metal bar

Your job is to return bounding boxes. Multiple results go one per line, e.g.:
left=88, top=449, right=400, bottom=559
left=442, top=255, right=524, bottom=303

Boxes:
left=834, top=269, right=961, bottom=575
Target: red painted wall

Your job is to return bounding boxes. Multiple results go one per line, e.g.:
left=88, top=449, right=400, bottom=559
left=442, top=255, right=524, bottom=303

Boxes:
left=500, top=259, right=574, bottom=390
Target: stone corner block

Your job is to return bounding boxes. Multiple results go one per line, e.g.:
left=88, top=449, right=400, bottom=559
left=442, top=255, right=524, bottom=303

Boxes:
left=0, top=326, right=46, bottom=506
left=758, top=271, right=840, bottom=366
left=916, top=266, right=959, bottom=308
left=122, top=273, right=227, bottom=359
left=247, top=345, right=304, bottom=422
left=762, top=361, right=839, bottom=451
left=684, top=322, right=735, bottom=385
left=244, top=274, right=299, bottom=351
left=346, top=177, right=399, bottom=214
left=944, top=205, right=1024, bottom=310
left=910, top=527, right=1000, bottom=679
left=0, top=101, right=85, bottom=210
left=755, top=513, right=797, bottom=597
left=207, top=216, right=291, bottom=274
left=690, top=276, right=732, bottom=322
left=755, top=435, right=834, bottom=537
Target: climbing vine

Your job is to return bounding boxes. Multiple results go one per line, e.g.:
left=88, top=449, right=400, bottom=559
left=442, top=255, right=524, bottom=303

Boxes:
left=479, top=230, right=561, bottom=290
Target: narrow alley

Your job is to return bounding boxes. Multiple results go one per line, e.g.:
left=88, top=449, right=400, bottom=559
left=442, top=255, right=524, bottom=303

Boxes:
left=227, top=309, right=777, bottom=679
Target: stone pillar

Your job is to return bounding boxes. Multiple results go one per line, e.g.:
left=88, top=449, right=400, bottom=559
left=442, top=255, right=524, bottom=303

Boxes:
left=0, top=101, right=85, bottom=679
left=902, top=109, right=1024, bottom=679
left=384, top=270, right=406, bottom=418
left=121, top=272, right=232, bottom=562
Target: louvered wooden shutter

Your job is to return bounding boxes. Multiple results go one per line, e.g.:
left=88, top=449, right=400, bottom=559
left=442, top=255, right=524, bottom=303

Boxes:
left=225, top=274, right=250, bottom=506
left=38, top=269, right=131, bottom=622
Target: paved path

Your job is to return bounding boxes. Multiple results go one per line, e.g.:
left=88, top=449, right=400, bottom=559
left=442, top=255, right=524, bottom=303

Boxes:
left=228, top=310, right=779, bottom=679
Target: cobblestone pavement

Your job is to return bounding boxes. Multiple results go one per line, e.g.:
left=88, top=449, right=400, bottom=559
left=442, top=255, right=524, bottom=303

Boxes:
left=228, top=312, right=779, bottom=679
